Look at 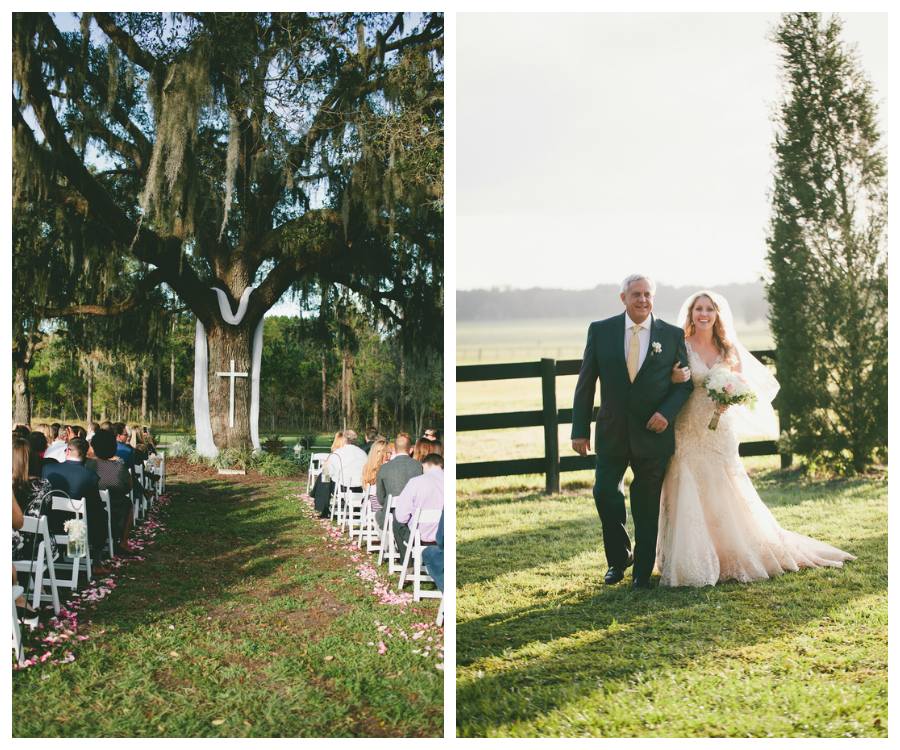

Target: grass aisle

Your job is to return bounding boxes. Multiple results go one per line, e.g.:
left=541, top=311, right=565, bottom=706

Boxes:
left=13, top=470, right=443, bottom=737
left=456, top=469, right=887, bottom=738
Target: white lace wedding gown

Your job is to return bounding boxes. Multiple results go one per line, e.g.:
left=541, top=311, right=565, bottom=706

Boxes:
left=655, top=342, right=855, bottom=587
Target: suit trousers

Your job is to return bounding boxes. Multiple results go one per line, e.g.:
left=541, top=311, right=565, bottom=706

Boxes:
left=593, top=453, right=669, bottom=580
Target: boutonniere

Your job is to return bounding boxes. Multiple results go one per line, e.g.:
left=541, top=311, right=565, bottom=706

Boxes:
left=651, top=342, right=662, bottom=356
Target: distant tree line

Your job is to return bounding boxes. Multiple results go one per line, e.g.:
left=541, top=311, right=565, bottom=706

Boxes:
left=457, top=282, right=769, bottom=325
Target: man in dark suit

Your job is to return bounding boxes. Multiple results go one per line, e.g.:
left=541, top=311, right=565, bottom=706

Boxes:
left=374, top=434, right=423, bottom=530
left=42, top=437, right=110, bottom=574
left=571, top=274, right=693, bottom=590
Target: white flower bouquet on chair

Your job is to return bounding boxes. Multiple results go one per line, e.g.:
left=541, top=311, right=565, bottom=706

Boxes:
left=64, top=519, right=87, bottom=558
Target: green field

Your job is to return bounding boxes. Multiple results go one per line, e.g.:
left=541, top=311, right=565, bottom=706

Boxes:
left=456, top=470, right=887, bottom=738
left=457, top=317, right=775, bottom=366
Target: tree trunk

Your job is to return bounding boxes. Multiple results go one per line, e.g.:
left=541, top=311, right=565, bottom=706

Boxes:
left=204, top=319, right=255, bottom=450
left=156, top=365, right=161, bottom=425
left=86, top=359, right=94, bottom=423
left=321, top=351, right=327, bottom=430
left=399, top=348, right=406, bottom=433
left=141, top=369, right=149, bottom=419
left=373, top=397, right=379, bottom=430
left=12, top=333, right=42, bottom=425
left=170, top=352, right=176, bottom=424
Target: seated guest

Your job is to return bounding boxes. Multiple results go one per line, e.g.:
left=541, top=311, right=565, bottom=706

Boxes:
left=140, top=425, right=158, bottom=455
left=316, top=429, right=367, bottom=519
left=360, top=439, right=391, bottom=512
left=113, top=423, right=134, bottom=470
left=413, top=437, right=432, bottom=463
left=360, top=427, right=379, bottom=455
left=36, top=423, right=55, bottom=446
left=43, top=425, right=69, bottom=462
left=42, top=437, right=111, bottom=575
left=86, top=422, right=101, bottom=441
left=393, top=453, right=444, bottom=561
left=130, top=425, right=150, bottom=464
left=71, top=425, right=87, bottom=439
left=374, top=434, right=422, bottom=531
left=421, top=510, right=444, bottom=593
left=99, top=421, right=113, bottom=432
left=424, top=427, right=441, bottom=442
left=12, top=438, right=57, bottom=618
left=323, top=429, right=368, bottom=483
left=389, top=432, right=414, bottom=459
left=27, top=431, right=55, bottom=471
left=12, top=424, right=31, bottom=439
left=429, top=439, right=444, bottom=457
left=86, top=429, right=137, bottom=558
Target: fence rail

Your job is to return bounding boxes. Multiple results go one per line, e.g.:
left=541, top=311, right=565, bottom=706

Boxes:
left=457, top=352, right=788, bottom=492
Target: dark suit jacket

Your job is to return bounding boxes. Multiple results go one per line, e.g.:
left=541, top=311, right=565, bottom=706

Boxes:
left=41, top=459, right=104, bottom=536
left=375, top=454, right=423, bottom=508
left=571, top=312, right=693, bottom=458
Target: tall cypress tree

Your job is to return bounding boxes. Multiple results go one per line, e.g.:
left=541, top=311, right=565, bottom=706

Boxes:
left=766, top=12, right=887, bottom=474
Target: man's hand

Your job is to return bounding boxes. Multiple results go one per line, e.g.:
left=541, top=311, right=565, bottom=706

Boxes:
left=572, top=437, right=591, bottom=457
left=646, top=412, right=669, bottom=433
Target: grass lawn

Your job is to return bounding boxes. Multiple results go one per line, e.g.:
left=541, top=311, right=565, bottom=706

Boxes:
left=456, top=467, right=887, bottom=738
left=13, top=465, right=443, bottom=737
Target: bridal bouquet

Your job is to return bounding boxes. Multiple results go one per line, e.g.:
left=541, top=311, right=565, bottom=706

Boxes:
left=702, top=370, right=757, bottom=430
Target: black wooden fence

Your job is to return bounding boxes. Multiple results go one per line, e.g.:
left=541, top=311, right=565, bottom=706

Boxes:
left=457, top=352, right=788, bottom=493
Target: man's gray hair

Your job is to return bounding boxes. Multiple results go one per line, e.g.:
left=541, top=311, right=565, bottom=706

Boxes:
left=344, top=429, right=358, bottom=445
left=621, top=274, right=657, bottom=295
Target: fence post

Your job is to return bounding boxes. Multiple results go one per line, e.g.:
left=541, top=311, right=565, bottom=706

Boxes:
left=541, top=358, right=560, bottom=494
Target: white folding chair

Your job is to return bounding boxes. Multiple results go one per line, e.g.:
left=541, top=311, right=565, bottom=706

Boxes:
left=13, top=515, right=61, bottom=616
left=306, top=453, right=329, bottom=495
left=377, top=495, right=398, bottom=567
left=142, top=460, right=160, bottom=508
left=342, top=481, right=365, bottom=536
left=157, top=452, right=166, bottom=494
left=356, top=484, right=383, bottom=551
left=397, top=508, right=443, bottom=600
left=436, top=599, right=444, bottom=626
left=50, top=495, right=92, bottom=589
left=12, top=585, right=25, bottom=665
left=385, top=506, right=409, bottom=577
left=134, top=464, right=148, bottom=520
left=326, top=456, right=344, bottom=523
left=98, top=489, right=116, bottom=560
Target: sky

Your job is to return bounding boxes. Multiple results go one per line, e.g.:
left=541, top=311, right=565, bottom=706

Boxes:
left=455, top=12, right=889, bottom=291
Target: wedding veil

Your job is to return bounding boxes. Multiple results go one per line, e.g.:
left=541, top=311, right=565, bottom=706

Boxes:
left=676, top=291, right=781, bottom=440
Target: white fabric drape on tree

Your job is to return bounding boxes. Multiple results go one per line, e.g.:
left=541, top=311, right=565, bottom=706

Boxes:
left=194, top=287, right=263, bottom=457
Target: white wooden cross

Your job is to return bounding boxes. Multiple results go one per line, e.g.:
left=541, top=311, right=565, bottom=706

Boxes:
left=216, top=360, right=248, bottom=428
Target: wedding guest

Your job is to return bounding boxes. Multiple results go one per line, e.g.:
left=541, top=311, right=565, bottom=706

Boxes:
left=12, top=491, right=39, bottom=621
left=393, top=453, right=444, bottom=561
left=413, top=437, right=432, bottom=463
left=374, top=434, right=422, bottom=531
left=86, top=429, right=137, bottom=558
left=316, top=430, right=367, bottom=519
left=12, top=438, right=58, bottom=613
left=130, top=425, right=150, bottom=464
left=424, top=428, right=441, bottom=442
left=86, top=422, right=101, bottom=441
left=361, top=426, right=379, bottom=455
left=36, top=423, right=55, bottom=446
left=428, top=439, right=444, bottom=457
left=421, top=510, right=444, bottom=593
left=43, top=425, right=69, bottom=461
left=389, top=432, right=414, bottom=459
left=42, top=437, right=111, bottom=575
left=27, top=431, right=56, bottom=471
left=360, top=439, right=391, bottom=512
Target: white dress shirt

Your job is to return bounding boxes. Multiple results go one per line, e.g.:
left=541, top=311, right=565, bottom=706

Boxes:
left=325, top=444, right=368, bottom=484
left=44, top=440, right=68, bottom=462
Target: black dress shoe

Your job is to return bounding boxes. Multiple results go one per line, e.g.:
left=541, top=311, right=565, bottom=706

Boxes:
left=604, top=567, right=625, bottom=584
left=632, top=577, right=651, bottom=590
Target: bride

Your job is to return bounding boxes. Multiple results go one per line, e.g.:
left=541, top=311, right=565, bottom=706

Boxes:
left=655, top=290, right=854, bottom=587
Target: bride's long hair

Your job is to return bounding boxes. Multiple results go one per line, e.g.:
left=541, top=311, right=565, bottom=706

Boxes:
left=680, top=291, right=737, bottom=364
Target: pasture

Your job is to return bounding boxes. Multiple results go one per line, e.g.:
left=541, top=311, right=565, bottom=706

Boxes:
left=455, top=469, right=887, bottom=738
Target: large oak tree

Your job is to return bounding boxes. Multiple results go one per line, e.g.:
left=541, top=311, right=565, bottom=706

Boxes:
left=13, top=12, right=443, bottom=449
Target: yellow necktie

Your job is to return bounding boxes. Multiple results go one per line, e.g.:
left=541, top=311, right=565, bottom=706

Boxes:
left=627, top=325, right=642, bottom=381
